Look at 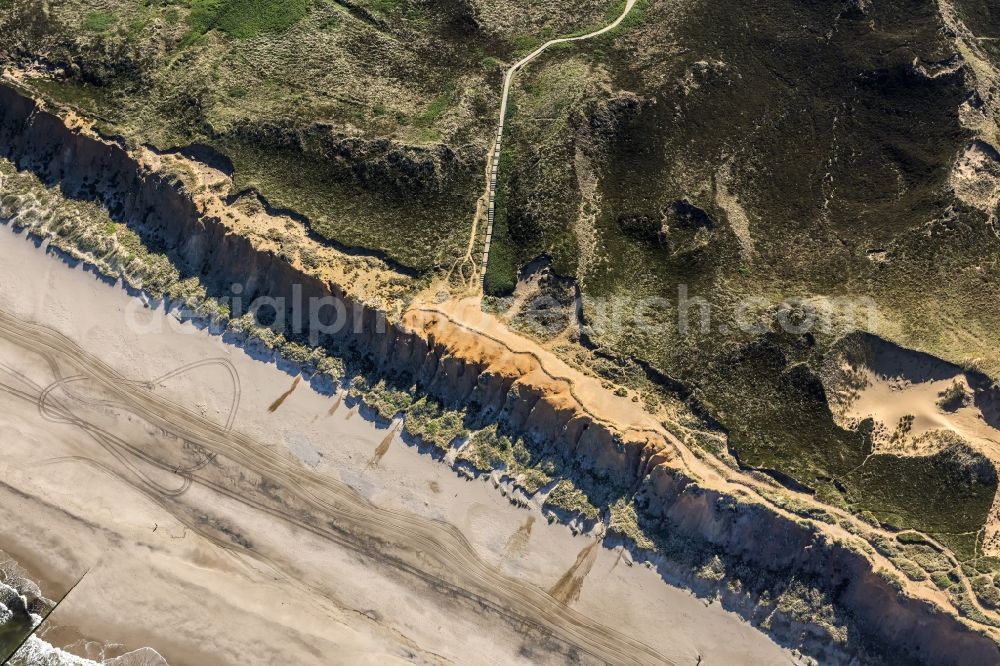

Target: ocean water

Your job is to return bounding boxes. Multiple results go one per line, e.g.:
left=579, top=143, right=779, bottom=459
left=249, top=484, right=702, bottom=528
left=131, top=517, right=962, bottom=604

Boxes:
left=0, top=557, right=167, bottom=666
left=10, top=636, right=168, bottom=666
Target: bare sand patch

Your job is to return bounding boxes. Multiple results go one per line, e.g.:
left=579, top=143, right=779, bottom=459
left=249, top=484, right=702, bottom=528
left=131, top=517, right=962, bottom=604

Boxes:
left=825, top=333, right=1000, bottom=555
left=826, top=336, right=1000, bottom=458
left=951, top=140, right=1000, bottom=217
left=714, top=160, right=755, bottom=258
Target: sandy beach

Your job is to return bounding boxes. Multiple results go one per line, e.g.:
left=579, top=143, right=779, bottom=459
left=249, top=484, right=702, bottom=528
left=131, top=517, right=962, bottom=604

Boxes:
left=0, top=223, right=794, bottom=665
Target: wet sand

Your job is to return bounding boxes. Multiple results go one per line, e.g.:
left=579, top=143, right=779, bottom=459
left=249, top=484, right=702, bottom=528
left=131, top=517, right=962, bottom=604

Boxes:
left=0, top=224, right=794, bottom=665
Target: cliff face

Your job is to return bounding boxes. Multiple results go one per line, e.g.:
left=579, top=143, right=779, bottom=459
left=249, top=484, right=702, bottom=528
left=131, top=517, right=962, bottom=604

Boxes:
left=1, top=82, right=998, bottom=665
left=642, top=468, right=1000, bottom=665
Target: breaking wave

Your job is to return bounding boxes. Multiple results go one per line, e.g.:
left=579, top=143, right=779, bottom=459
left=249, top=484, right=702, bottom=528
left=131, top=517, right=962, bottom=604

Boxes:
left=11, top=636, right=168, bottom=666
left=1, top=555, right=167, bottom=666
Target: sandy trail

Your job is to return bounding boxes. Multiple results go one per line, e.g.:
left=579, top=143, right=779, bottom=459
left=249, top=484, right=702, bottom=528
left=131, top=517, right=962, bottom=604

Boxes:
left=472, top=0, right=638, bottom=283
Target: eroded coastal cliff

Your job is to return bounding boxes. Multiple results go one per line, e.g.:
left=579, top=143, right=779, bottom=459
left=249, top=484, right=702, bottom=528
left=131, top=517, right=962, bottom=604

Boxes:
left=1, top=81, right=998, bottom=666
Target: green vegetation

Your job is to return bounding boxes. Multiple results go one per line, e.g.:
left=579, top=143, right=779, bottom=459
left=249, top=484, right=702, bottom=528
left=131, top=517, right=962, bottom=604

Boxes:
left=1, top=161, right=178, bottom=298
left=2, top=137, right=984, bottom=658
left=346, top=376, right=471, bottom=450
left=0, top=0, right=640, bottom=278
left=83, top=10, right=116, bottom=32
left=602, top=0, right=649, bottom=36
left=457, top=425, right=553, bottom=492
left=403, top=397, right=467, bottom=450
left=932, top=571, right=955, bottom=591
left=359, top=0, right=402, bottom=14
left=973, top=575, right=1000, bottom=609
left=186, top=0, right=309, bottom=40
left=413, top=86, right=453, bottom=128
left=0, top=157, right=359, bottom=381
left=543, top=479, right=599, bottom=521
left=702, top=341, right=997, bottom=558
left=219, top=136, right=477, bottom=270
left=509, top=34, right=545, bottom=56
left=773, top=580, right=849, bottom=643
left=213, top=0, right=307, bottom=38
left=897, top=531, right=933, bottom=546
left=349, top=376, right=413, bottom=419
left=485, top=55, right=604, bottom=294
left=488, top=56, right=599, bottom=283
left=480, top=56, right=503, bottom=71
left=847, top=444, right=996, bottom=559
left=483, top=147, right=517, bottom=294
left=896, top=558, right=928, bottom=582
left=608, top=496, right=654, bottom=549
left=938, top=380, right=971, bottom=411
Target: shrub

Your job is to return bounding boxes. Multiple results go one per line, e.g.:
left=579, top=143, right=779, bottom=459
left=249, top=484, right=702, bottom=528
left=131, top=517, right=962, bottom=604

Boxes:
left=937, top=380, right=971, bottom=411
